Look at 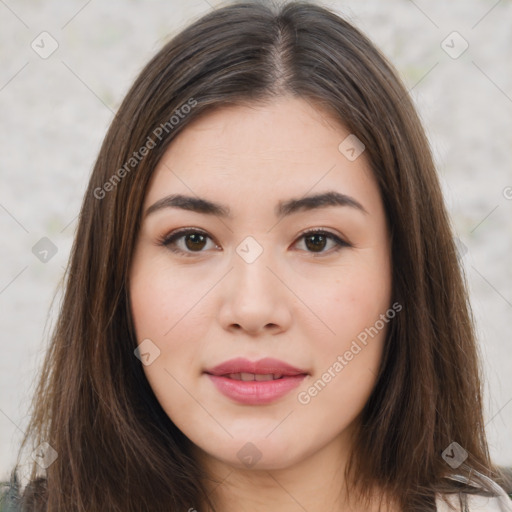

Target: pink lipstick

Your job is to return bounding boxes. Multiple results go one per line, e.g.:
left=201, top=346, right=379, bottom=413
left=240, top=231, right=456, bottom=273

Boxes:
left=204, top=357, right=308, bottom=405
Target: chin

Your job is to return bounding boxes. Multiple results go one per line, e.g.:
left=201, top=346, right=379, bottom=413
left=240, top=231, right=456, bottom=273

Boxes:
left=201, top=435, right=309, bottom=472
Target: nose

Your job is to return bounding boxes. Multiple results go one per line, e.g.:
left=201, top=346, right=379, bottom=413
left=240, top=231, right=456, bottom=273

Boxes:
left=217, top=246, right=293, bottom=336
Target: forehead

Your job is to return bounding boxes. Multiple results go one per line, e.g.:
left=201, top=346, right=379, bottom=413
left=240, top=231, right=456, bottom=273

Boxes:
left=143, top=96, right=379, bottom=214
left=163, top=96, right=349, bottom=165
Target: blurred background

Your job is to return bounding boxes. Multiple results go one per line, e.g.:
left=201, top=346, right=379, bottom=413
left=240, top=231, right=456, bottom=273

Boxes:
left=0, top=0, right=511, bottom=480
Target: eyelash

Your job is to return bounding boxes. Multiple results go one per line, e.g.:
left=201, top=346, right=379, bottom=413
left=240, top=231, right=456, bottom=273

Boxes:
left=157, top=228, right=351, bottom=258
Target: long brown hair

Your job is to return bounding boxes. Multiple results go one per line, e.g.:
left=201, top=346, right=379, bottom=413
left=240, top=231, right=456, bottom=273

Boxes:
left=6, top=1, right=508, bottom=510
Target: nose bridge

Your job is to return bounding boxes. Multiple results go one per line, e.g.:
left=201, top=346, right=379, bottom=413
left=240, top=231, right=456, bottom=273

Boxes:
left=217, top=233, right=292, bottom=333
left=232, top=234, right=275, bottom=296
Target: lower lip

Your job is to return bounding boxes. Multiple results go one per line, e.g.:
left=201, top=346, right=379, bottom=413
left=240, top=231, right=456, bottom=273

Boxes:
left=206, top=374, right=307, bottom=405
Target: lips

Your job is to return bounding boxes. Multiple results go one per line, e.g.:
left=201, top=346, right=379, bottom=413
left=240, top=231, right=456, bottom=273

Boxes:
left=204, top=357, right=309, bottom=405
left=205, top=357, right=308, bottom=378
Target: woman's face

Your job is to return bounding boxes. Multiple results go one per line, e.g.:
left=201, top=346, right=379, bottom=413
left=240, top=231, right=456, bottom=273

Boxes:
left=129, top=96, right=393, bottom=473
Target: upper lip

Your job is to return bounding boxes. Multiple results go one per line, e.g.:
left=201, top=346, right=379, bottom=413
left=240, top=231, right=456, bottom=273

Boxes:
left=205, top=357, right=309, bottom=376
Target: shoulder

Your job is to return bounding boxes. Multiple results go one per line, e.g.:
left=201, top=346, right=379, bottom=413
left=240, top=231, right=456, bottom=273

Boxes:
left=0, top=487, right=20, bottom=512
left=436, top=492, right=512, bottom=512
left=435, top=474, right=512, bottom=512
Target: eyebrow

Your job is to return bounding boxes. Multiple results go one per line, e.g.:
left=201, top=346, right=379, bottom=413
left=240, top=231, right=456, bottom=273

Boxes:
left=144, top=191, right=368, bottom=219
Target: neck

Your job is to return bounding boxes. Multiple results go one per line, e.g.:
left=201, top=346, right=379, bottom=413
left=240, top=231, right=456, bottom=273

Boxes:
left=195, top=434, right=398, bottom=512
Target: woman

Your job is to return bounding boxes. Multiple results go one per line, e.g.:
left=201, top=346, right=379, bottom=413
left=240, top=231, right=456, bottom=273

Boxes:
left=2, top=1, right=511, bottom=511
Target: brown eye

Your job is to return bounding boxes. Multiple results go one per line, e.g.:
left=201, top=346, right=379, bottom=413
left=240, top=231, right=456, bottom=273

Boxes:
left=183, top=233, right=208, bottom=251
left=159, top=229, right=218, bottom=257
left=304, top=233, right=328, bottom=252
left=159, top=228, right=349, bottom=258
left=295, top=230, right=350, bottom=255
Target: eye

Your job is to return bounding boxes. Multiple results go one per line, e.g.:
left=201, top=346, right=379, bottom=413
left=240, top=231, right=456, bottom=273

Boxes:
left=158, top=228, right=219, bottom=257
left=293, top=229, right=351, bottom=255
left=158, top=228, right=350, bottom=257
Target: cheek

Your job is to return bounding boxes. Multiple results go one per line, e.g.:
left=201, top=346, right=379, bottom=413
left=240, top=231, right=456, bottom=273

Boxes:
left=130, top=265, right=211, bottom=424
left=295, top=268, right=392, bottom=438
left=309, top=260, right=391, bottom=344
left=130, top=280, right=208, bottom=373
left=129, top=258, right=211, bottom=340
left=298, top=250, right=392, bottom=398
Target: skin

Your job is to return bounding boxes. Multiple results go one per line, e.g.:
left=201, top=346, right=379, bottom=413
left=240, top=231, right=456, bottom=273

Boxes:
left=129, top=96, right=396, bottom=511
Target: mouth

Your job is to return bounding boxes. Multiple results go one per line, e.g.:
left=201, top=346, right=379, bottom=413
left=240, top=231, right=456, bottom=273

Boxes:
left=204, top=357, right=309, bottom=405
left=204, top=356, right=308, bottom=377
left=218, top=372, right=287, bottom=381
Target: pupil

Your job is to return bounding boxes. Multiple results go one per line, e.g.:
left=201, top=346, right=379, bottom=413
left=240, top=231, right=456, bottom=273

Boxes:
left=305, top=234, right=326, bottom=252
left=185, top=234, right=206, bottom=251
